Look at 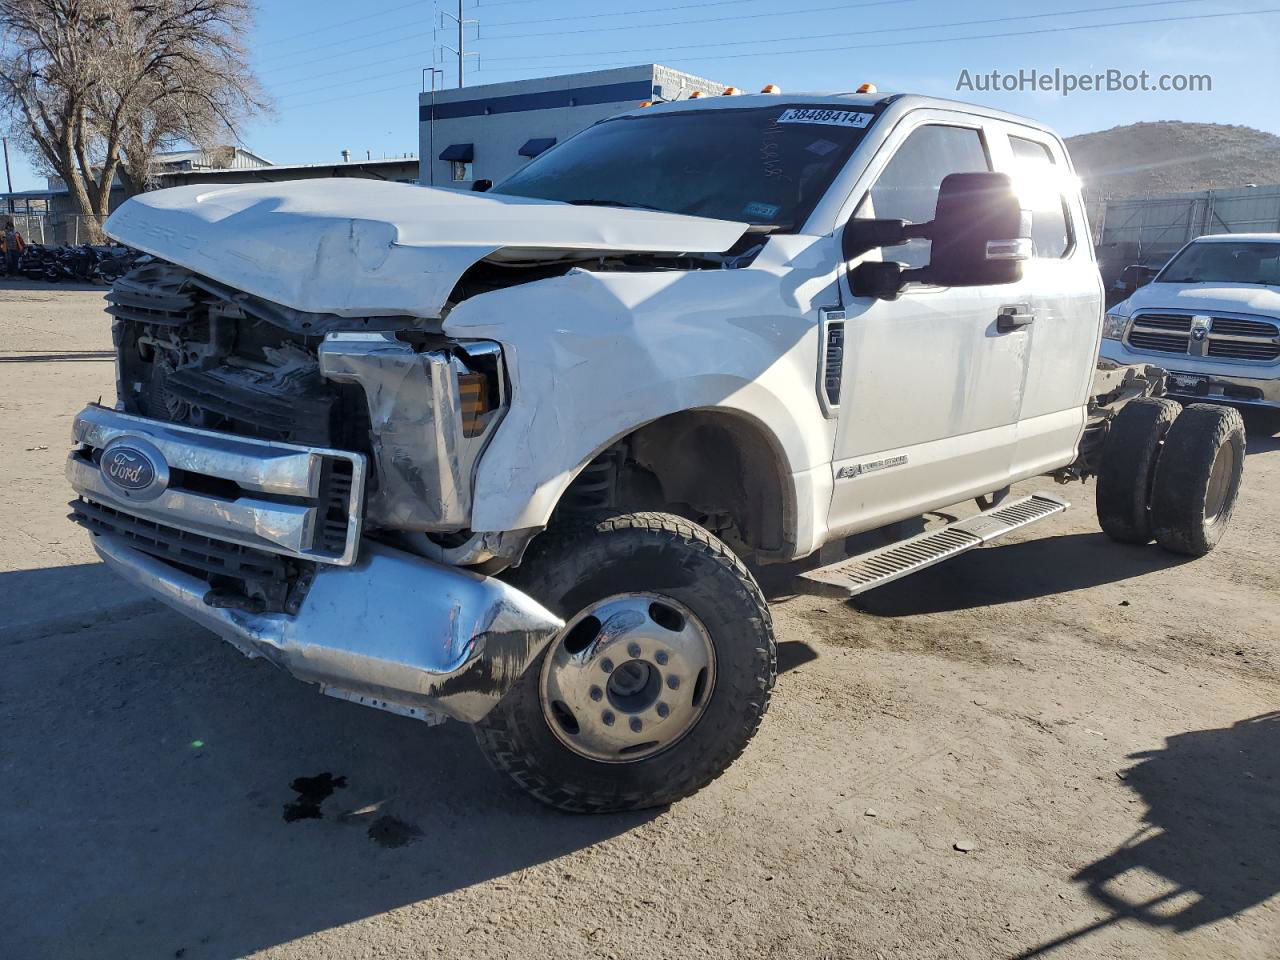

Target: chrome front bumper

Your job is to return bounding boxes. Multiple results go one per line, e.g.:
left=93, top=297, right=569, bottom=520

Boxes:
left=91, top=533, right=563, bottom=723
left=1100, top=339, right=1280, bottom=410
left=68, top=404, right=563, bottom=723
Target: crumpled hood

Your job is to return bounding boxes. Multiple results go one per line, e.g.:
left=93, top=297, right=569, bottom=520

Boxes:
left=1120, top=281, right=1280, bottom=318
left=104, top=179, right=750, bottom=318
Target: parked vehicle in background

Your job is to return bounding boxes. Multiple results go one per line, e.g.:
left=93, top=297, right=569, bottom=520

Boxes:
left=1102, top=234, right=1280, bottom=426
left=65, top=91, right=1247, bottom=814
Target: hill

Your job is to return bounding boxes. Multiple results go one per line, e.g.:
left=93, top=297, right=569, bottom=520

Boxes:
left=1064, top=121, right=1280, bottom=198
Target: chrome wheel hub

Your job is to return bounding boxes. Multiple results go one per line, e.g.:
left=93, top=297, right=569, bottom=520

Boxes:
left=539, top=593, right=716, bottom=763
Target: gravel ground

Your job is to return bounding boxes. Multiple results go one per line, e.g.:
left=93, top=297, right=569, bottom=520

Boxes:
left=1, top=284, right=1277, bottom=960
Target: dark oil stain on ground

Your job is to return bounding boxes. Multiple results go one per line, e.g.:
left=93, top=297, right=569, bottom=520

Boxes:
left=282, top=772, right=347, bottom=822
left=367, top=815, right=423, bottom=848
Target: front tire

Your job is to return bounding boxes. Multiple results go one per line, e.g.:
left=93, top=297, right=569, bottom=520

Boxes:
left=474, top=511, right=776, bottom=813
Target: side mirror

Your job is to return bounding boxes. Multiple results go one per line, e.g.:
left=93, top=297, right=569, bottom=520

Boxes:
left=471, top=179, right=493, bottom=193
left=850, top=261, right=906, bottom=301
left=924, top=172, right=1031, bottom=287
left=845, top=171, right=1031, bottom=300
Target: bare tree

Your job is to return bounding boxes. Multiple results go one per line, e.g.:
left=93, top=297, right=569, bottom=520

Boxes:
left=0, top=0, right=266, bottom=239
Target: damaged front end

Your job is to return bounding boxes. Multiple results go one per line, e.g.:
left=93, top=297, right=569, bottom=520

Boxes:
left=68, top=262, right=562, bottom=723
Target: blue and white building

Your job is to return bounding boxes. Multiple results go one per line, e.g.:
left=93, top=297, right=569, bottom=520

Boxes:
left=418, top=64, right=727, bottom=188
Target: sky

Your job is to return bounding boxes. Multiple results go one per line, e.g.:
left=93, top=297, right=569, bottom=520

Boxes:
left=6, top=0, right=1280, bottom=190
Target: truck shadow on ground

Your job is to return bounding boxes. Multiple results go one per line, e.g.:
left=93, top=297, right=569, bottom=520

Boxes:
left=1014, top=712, right=1280, bottom=958
left=0, top=571, right=660, bottom=960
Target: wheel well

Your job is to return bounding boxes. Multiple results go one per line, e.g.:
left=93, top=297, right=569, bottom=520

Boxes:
left=557, top=410, right=794, bottom=560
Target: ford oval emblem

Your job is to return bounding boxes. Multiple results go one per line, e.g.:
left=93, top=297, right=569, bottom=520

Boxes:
left=100, top=437, right=169, bottom=501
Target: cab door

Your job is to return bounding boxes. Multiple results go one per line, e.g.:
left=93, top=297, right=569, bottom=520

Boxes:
left=826, top=113, right=1031, bottom=538
left=990, top=125, right=1103, bottom=479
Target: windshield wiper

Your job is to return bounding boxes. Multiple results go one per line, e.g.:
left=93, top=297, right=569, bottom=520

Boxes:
left=565, top=198, right=671, bottom=212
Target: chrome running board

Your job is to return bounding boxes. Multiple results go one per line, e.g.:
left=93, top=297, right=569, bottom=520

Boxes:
left=801, top=492, right=1070, bottom=596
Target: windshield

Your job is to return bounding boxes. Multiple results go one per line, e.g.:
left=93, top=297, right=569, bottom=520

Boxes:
left=1157, top=241, right=1280, bottom=286
left=491, top=104, right=882, bottom=232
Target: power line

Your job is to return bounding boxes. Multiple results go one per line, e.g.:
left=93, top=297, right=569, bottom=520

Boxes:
left=484, top=0, right=924, bottom=30
left=473, top=7, right=1280, bottom=75
left=262, top=31, right=435, bottom=80
left=267, top=0, right=1213, bottom=95
left=477, top=0, right=1215, bottom=66
left=479, top=0, right=931, bottom=41
left=274, top=5, right=1280, bottom=112
left=260, top=0, right=927, bottom=79
left=257, top=18, right=432, bottom=70
left=254, top=0, right=427, bottom=50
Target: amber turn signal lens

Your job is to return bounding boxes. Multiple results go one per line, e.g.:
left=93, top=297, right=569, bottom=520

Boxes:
left=458, top=372, right=489, bottom=437
left=760, top=83, right=782, bottom=94
left=856, top=83, right=878, bottom=93
left=688, top=90, right=704, bottom=98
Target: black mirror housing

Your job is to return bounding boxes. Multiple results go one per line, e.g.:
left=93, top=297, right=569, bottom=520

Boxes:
left=851, top=261, right=906, bottom=301
left=471, top=179, right=493, bottom=192
left=924, top=172, right=1031, bottom=287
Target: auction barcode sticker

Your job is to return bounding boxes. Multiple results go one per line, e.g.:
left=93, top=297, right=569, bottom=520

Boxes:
left=777, top=108, right=875, bottom=128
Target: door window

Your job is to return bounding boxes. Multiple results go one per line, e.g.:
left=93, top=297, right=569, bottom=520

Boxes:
left=1009, top=136, right=1073, bottom=259
left=854, top=124, right=990, bottom=268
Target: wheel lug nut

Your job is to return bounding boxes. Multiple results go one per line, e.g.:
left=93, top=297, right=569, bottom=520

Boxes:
left=656, top=703, right=670, bottom=718
left=655, top=650, right=668, bottom=665
left=667, top=675, right=680, bottom=690
left=589, top=686, right=603, bottom=701
left=629, top=717, right=642, bottom=733
left=627, top=643, right=642, bottom=658
left=602, top=711, right=615, bottom=726
left=601, top=658, right=614, bottom=673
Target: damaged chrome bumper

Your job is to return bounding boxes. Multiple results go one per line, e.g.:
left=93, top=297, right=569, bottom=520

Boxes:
left=67, top=404, right=562, bottom=723
left=90, top=533, right=563, bottom=723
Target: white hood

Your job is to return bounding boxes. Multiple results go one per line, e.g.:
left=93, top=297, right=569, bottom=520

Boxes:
left=1119, top=281, right=1280, bottom=318
left=104, top=180, right=750, bottom=318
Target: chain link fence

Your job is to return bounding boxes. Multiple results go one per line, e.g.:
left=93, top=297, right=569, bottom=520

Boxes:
left=2, top=211, right=106, bottom=246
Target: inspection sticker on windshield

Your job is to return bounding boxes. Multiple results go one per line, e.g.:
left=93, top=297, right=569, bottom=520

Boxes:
left=778, top=108, right=874, bottom=128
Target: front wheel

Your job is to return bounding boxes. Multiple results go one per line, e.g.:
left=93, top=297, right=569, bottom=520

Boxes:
left=474, top=511, right=776, bottom=813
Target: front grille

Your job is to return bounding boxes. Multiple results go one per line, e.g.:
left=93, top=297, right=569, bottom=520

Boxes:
left=71, top=497, right=291, bottom=581
left=1127, top=311, right=1280, bottom=364
left=1207, top=340, right=1280, bottom=361
left=1128, top=331, right=1189, bottom=354
left=1211, top=316, right=1279, bottom=337
left=316, top=460, right=355, bottom=554
left=1133, top=313, right=1193, bottom=332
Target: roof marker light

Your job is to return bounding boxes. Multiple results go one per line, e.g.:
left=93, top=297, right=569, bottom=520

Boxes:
left=760, top=83, right=782, bottom=94
left=639, top=100, right=653, bottom=108
left=688, top=90, right=704, bottom=98
left=721, top=86, right=742, bottom=95
left=856, top=83, right=878, bottom=93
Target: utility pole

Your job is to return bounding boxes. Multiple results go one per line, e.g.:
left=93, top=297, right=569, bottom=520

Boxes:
left=422, top=67, right=445, bottom=186
left=439, top=0, right=478, bottom=88
left=2, top=137, right=13, bottom=214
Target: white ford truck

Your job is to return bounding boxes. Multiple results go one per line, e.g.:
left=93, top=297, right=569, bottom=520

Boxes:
left=67, top=91, right=1247, bottom=812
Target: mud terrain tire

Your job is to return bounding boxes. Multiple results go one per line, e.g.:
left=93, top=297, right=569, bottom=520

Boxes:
left=1096, top=397, right=1182, bottom=544
left=475, top=511, right=776, bottom=813
left=1150, top=404, right=1246, bottom=557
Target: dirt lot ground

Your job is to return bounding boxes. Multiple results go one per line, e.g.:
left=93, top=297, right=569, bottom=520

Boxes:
left=2, top=283, right=1277, bottom=960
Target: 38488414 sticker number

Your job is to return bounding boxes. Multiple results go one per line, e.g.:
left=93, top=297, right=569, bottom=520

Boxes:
left=777, top=108, right=875, bottom=128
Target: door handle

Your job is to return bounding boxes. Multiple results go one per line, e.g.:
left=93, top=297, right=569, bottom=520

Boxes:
left=997, top=304, right=1035, bottom=332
